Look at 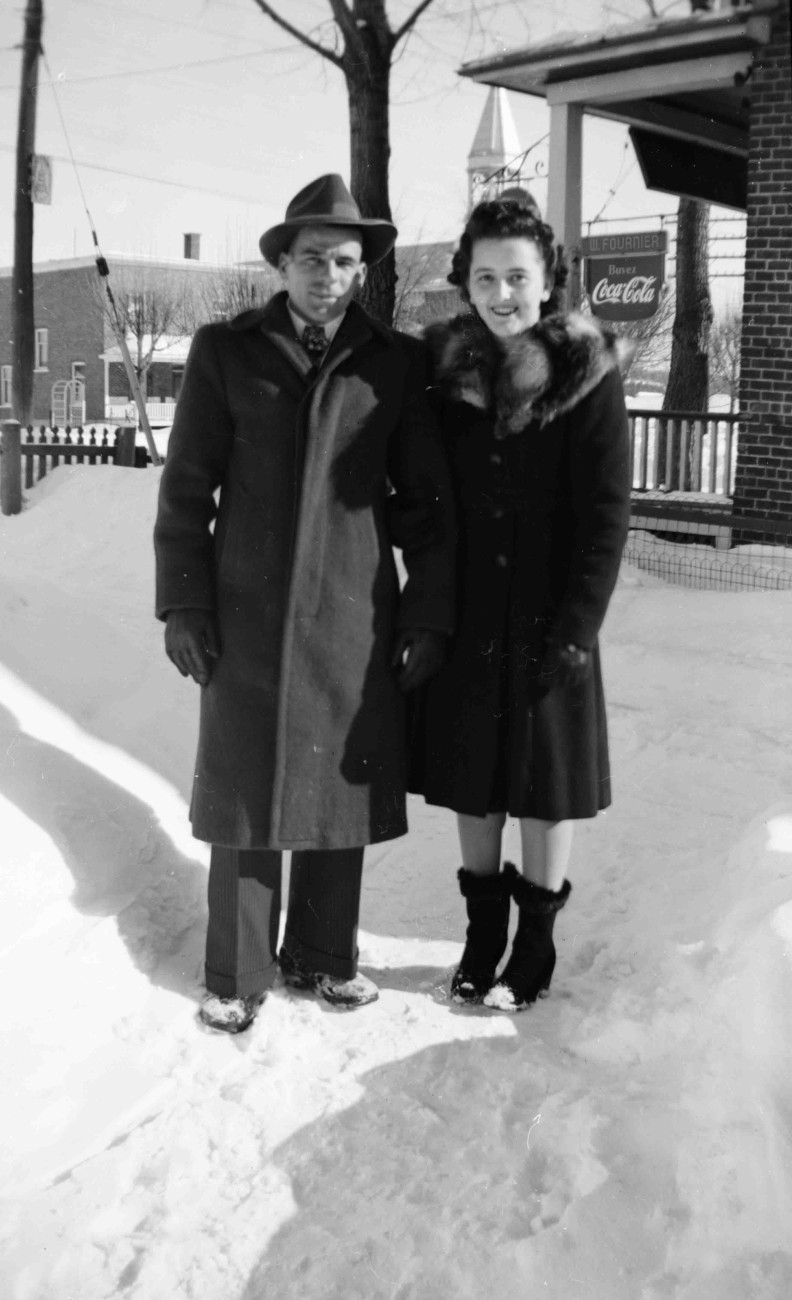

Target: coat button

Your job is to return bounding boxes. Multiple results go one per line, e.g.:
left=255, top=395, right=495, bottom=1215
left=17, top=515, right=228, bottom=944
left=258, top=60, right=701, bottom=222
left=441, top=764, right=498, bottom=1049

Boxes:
left=492, top=506, right=505, bottom=519
left=489, top=452, right=502, bottom=465
left=495, top=553, right=509, bottom=568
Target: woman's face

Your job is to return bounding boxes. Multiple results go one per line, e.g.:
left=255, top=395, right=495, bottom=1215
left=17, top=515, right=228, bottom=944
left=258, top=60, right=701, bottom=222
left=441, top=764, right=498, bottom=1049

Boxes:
left=467, top=237, right=550, bottom=338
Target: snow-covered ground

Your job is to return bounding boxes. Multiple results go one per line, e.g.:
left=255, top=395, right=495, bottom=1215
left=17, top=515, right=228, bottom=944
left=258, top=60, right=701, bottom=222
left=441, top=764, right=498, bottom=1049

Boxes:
left=1, top=466, right=791, bottom=1300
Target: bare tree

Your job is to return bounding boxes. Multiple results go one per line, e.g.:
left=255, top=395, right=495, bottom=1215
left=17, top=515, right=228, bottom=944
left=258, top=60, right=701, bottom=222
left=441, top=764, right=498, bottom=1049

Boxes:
left=250, top=0, right=438, bottom=324
left=709, top=307, right=742, bottom=412
left=193, top=265, right=278, bottom=325
left=636, top=0, right=714, bottom=419
left=617, top=285, right=675, bottom=384
left=581, top=282, right=675, bottom=388
left=663, top=197, right=713, bottom=413
left=391, top=237, right=458, bottom=331
left=96, top=262, right=196, bottom=400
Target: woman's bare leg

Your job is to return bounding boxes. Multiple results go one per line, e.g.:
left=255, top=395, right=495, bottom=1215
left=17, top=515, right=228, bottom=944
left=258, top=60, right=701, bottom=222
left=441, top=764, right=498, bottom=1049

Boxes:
left=518, top=817, right=573, bottom=892
left=457, top=811, right=507, bottom=875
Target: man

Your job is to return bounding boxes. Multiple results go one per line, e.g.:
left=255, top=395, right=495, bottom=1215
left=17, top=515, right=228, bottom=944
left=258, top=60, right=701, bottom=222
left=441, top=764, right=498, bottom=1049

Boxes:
left=154, top=174, right=455, bottom=1033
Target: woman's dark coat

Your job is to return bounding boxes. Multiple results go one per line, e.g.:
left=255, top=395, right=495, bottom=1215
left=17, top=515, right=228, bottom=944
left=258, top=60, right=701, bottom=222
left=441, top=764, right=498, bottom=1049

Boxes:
left=155, top=292, right=455, bottom=850
left=408, top=311, right=631, bottom=820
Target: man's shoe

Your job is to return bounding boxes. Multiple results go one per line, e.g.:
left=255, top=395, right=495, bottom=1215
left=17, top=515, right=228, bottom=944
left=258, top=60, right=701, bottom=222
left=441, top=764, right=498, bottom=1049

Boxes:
left=199, top=991, right=266, bottom=1034
left=279, top=948, right=379, bottom=1008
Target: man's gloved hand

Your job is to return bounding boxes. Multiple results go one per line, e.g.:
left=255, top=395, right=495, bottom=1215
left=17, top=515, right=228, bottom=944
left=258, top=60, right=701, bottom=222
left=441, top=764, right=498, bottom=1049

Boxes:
left=165, top=608, right=222, bottom=686
left=538, top=640, right=592, bottom=693
left=391, top=628, right=447, bottom=692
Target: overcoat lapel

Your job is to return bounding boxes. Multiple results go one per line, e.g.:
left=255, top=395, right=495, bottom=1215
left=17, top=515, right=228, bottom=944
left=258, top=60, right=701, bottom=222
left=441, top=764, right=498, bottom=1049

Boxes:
left=251, top=295, right=314, bottom=384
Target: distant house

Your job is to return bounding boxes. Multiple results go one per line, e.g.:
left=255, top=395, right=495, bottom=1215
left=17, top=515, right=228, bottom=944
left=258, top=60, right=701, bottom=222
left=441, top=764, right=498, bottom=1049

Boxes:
left=0, top=252, right=277, bottom=425
left=101, top=333, right=193, bottom=427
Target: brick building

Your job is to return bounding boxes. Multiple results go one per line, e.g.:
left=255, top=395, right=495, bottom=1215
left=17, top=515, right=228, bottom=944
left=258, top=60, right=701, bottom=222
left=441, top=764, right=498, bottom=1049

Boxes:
left=0, top=259, right=105, bottom=423
left=0, top=254, right=276, bottom=424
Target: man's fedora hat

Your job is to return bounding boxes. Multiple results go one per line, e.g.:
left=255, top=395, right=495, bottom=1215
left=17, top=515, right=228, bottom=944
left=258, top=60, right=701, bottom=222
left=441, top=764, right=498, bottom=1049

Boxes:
left=260, top=173, right=397, bottom=267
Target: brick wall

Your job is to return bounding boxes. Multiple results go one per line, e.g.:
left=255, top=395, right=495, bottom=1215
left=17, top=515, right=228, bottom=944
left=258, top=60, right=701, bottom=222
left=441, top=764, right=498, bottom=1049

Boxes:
left=0, top=261, right=107, bottom=423
left=732, top=1, right=792, bottom=520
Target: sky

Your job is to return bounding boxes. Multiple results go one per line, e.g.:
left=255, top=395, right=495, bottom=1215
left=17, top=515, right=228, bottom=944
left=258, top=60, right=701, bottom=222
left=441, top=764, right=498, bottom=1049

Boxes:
left=0, top=0, right=688, bottom=269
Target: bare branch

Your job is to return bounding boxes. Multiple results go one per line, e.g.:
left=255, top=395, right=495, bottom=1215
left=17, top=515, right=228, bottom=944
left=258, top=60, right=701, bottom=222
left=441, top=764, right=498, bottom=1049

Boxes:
left=392, top=0, right=438, bottom=46
left=249, top=0, right=346, bottom=70
left=327, top=0, right=363, bottom=55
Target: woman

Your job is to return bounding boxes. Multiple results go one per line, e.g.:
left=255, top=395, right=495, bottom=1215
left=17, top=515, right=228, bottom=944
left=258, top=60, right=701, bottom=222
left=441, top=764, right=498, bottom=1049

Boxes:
left=408, top=196, right=631, bottom=1011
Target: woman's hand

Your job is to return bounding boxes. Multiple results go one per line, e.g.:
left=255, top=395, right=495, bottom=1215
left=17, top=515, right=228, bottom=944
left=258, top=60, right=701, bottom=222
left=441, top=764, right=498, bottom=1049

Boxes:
left=538, top=641, right=591, bottom=693
left=391, top=628, right=447, bottom=692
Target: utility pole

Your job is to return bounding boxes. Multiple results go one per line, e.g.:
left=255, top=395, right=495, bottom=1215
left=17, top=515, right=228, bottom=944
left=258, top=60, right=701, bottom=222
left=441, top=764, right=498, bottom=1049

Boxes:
left=12, top=0, right=44, bottom=426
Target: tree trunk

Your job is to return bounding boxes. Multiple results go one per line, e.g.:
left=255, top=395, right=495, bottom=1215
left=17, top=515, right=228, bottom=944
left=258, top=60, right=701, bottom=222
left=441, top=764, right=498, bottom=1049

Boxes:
left=661, top=198, right=713, bottom=488
left=345, top=35, right=394, bottom=324
left=135, top=342, right=149, bottom=402
left=664, top=199, right=712, bottom=411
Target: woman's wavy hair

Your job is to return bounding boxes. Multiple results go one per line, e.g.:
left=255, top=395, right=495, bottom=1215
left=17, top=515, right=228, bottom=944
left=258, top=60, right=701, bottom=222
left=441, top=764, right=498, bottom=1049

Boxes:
left=448, top=197, right=569, bottom=317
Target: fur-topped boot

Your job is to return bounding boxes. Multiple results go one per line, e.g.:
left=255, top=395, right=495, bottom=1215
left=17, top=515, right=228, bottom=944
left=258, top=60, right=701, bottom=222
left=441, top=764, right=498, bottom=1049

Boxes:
left=451, top=868, right=512, bottom=1004
left=483, top=863, right=571, bottom=1012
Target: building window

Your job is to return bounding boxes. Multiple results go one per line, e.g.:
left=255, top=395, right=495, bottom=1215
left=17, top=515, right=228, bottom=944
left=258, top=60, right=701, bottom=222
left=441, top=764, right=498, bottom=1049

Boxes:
left=0, top=365, right=11, bottom=406
left=35, top=327, right=49, bottom=369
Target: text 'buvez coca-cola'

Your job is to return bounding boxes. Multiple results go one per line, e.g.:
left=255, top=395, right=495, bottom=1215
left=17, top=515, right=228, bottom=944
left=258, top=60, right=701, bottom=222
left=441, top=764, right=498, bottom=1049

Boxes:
left=591, top=276, right=658, bottom=306
left=584, top=250, right=665, bottom=320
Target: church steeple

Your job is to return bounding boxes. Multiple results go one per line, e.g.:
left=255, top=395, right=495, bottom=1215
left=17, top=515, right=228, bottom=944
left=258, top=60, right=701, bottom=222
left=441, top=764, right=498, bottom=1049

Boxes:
left=467, top=87, right=522, bottom=211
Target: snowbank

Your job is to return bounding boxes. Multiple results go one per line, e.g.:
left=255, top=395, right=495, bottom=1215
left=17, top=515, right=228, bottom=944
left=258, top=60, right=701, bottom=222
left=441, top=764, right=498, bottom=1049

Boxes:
left=1, top=466, right=791, bottom=1300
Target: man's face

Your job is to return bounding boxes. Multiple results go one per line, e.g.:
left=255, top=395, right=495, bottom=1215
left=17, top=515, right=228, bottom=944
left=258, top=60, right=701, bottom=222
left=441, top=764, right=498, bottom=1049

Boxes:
left=279, top=225, right=367, bottom=324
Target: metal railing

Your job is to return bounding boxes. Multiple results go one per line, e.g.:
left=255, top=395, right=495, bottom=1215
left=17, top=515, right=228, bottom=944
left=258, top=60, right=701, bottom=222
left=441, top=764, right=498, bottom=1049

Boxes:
left=628, top=408, right=740, bottom=497
left=104, top=400, right=177, bottom=424
left=625, top=503, right=792, bottom=591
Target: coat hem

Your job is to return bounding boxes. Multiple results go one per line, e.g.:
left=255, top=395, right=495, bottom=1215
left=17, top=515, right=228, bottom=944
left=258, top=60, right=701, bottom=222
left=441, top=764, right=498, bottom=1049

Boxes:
left=190, top=822, right=409, bottom=851
left=407, top=791, right=610, bottom=821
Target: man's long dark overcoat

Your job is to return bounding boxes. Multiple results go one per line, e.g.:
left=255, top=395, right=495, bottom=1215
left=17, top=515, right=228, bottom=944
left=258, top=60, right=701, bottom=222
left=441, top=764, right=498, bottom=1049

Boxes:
left=408, top=312, right=631, bottom=821
left=155, top=293, right=455, bottom=850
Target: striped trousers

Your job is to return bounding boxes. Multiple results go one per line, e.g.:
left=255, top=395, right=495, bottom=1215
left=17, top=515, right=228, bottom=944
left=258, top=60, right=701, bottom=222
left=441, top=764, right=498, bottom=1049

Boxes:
left=205, top=846, right=365, bottom=998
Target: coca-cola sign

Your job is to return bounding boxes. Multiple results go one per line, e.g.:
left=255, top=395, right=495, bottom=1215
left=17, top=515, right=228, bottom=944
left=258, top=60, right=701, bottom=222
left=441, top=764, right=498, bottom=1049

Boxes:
left=583, top=239, right=666, bottom=321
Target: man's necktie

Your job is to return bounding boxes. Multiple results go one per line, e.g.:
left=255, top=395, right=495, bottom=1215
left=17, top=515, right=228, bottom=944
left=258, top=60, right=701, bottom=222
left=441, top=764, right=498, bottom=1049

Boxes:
left=302, top=324, right=329, bottom=365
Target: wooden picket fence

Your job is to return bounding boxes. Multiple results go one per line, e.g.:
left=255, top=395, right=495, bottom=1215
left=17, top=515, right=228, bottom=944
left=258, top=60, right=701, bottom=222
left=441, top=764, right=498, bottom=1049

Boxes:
left=1, top=420, right=138, bottom=515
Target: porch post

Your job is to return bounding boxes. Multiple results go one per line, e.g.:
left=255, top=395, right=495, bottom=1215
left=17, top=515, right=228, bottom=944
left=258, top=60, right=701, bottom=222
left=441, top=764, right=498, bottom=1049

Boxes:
left=547, top=102, right=583, bottom=308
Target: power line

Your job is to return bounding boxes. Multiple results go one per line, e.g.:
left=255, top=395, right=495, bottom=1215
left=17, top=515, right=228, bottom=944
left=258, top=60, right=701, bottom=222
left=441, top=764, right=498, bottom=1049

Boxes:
left=0, top=141, right=267, bottom=204
left=0, top=43, right=298, bottom=91
left=68, top=0, right=261, bottom=43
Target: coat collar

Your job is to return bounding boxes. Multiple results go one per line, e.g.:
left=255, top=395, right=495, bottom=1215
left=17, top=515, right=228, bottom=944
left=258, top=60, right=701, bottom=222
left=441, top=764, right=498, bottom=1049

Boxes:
left=230, top=291, right=393, bottom=381
left=426, top=311, right=631, bottom=437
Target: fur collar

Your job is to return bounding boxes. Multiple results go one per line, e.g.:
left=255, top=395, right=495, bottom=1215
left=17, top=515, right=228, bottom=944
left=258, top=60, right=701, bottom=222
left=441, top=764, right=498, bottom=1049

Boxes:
left=425, top=311, right=631, bottom=437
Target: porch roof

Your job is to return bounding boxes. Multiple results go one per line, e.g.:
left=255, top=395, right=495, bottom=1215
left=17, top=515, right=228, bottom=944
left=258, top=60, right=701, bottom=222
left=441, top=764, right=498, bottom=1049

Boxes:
left=459, top=2, right=777, bottom=208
